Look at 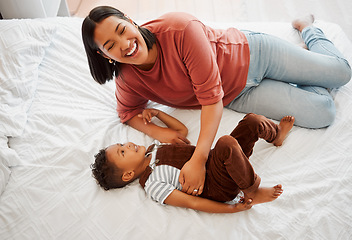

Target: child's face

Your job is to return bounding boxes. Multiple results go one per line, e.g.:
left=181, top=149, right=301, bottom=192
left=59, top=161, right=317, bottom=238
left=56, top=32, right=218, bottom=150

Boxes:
left=105, top=142, right=148, bottom=174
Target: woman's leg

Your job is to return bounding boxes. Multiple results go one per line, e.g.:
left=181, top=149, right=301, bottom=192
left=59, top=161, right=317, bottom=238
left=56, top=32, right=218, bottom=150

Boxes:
left=227, top=79, right=335, bottom=128
left=228, top=22, right=351, bottom=128
left=245, top=28, right=350, bottom=88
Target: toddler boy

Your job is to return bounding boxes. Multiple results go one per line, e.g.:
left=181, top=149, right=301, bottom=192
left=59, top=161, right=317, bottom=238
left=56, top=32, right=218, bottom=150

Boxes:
left=91, top=109, right=293, bottom=213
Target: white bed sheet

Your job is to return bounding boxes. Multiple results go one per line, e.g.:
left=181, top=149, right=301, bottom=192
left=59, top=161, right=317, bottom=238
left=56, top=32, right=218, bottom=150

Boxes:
left=0, top=17, right=352, bottom=239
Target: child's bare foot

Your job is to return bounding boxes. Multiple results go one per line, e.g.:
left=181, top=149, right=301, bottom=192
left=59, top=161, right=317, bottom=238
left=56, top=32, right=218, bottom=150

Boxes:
left=245, top=184, right=283, bottom=205
left=292, top=14, right=315, bottom=32
left=272, top=116, right=295, bottom=146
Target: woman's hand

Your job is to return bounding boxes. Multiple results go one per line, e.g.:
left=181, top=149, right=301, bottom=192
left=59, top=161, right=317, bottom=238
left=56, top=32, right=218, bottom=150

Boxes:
left=179, top=155, right=206, bottom=196
left=179, top=101, right=223, bottom=195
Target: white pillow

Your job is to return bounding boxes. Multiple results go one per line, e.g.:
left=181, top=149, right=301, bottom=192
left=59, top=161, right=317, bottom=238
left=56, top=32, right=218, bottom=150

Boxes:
left=0, top=161, right=10, bottom=196
left=0, top=134, right=21, bottom=196
left=0, top=18, right=57, bottom=137
left=0, top=18, right=56, bottom=196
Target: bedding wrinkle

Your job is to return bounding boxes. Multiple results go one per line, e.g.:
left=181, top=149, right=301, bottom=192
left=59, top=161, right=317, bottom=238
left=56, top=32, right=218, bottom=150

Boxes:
left=1, top=16, right=352, bottom=240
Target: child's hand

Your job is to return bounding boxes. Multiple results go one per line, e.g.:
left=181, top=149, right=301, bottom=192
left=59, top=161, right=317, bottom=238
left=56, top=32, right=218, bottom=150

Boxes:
left=137, top=108, right=190, bottom=144
left=138, top=108, right=159, bottom=125
left=232, top=198, right=253, bottom=212
left=158, top=128, right=190, bottom=144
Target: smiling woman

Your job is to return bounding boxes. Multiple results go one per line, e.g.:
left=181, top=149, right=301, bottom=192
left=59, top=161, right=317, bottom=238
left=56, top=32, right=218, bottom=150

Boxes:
left=82, top=5, right=351, bottom=202
left=81, top=6, right=156, bottom=84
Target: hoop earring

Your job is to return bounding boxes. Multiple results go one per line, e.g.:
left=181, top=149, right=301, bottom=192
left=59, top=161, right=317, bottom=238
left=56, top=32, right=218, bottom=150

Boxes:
left=109, top=59, right=113, bottom=64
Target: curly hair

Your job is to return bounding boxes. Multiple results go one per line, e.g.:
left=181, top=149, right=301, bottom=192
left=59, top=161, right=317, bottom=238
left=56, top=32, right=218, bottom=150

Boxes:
left=91, top=148, right=127, bottom=190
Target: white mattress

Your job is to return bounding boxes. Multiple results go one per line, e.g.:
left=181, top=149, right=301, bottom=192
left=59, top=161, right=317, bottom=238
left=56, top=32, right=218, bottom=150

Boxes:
left=0, top=17, right=352, bottom=239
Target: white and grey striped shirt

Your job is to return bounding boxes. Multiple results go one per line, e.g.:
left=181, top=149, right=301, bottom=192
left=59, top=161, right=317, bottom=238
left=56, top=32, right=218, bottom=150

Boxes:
left=143, top=142, right=244, bottom=205
left=144, top=143, right=182, bottom=205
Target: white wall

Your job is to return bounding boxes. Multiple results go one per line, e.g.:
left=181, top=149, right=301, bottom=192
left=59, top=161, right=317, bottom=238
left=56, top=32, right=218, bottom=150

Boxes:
left=0, top=0, right=69, bottom=19
left=67, top=0, right=352, bottom=41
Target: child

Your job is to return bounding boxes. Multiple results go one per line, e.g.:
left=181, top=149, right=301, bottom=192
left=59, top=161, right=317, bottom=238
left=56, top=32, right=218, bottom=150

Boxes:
left=91, top=109, right=294, bottom=213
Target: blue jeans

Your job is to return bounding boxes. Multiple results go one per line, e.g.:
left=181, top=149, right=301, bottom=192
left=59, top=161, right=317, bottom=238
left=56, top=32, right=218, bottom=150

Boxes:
left=226, top=26, right=351, bottom=128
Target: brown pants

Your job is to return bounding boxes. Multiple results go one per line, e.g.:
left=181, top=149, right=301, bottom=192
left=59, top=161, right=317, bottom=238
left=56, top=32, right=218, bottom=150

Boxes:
left=201, top=113, right=279, bottom=202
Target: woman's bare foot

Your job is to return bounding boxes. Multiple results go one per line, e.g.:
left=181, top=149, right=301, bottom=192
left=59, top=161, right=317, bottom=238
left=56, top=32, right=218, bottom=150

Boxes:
left=272, top=116, right=295, bottom=146
left=292, top=14, right=315, bottom=32
left=298, top=42, right=308, bottom=50
left=245, top=184, right=283, bottom=205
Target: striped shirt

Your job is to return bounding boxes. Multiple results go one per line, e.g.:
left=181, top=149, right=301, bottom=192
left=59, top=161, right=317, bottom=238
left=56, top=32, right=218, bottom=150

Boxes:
left=144, top=144, right=182, bottom=205
left=143, top=142, right=244, bottom=205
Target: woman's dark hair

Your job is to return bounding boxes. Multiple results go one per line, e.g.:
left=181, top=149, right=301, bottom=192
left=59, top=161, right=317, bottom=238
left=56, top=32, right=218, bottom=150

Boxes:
left=81, top=6, right=156, bottom=84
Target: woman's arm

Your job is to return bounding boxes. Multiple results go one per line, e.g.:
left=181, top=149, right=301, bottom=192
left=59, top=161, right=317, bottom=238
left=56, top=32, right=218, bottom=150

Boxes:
left=126, top=109, right=190, bottom=144
left=164, top=189, right=252, bottom=213
left=179, top=100, right=223, bottom=195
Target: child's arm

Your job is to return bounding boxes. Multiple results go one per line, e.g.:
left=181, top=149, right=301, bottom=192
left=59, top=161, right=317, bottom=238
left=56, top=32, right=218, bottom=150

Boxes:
left=138, top=109, right=190, bottom=144
left=164, top=189, right=253, bottom=213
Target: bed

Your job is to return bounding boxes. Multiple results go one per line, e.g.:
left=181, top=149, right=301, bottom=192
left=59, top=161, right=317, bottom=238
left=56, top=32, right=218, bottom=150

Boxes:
left=1, top=16, right=352, bottom=239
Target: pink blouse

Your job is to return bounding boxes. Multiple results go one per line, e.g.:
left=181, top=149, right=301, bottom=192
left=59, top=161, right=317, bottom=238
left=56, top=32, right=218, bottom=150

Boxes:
left=115, top=12, right=250, bottom=122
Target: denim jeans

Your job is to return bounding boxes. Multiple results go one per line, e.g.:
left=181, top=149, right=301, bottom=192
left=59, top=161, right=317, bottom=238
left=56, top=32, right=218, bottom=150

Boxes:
left=226, top=27, right=351, bottom=128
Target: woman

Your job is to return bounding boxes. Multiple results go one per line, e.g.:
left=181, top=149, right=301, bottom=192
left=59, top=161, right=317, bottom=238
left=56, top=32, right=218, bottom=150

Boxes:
left=82, top=6, right=351, bottom=196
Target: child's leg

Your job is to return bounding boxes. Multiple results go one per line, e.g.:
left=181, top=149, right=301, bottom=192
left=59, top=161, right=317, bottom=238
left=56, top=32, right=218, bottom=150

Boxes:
left=207, top=135, right=283, bottom=204
left=206, top=135, right=261, bottom=198
left=230, top=113, right=295, bottom=158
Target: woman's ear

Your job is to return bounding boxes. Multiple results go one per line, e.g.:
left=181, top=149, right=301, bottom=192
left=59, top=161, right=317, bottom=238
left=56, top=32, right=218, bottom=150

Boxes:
left=122, top=171, right=135, bottom=182
left=97, top=50, right=114, bottom=63
left=97, top=50, right=109, bottom=59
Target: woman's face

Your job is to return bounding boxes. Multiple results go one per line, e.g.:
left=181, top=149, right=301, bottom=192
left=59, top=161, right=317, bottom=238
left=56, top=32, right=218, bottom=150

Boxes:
left=94, top=16, right=152, bottom=67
